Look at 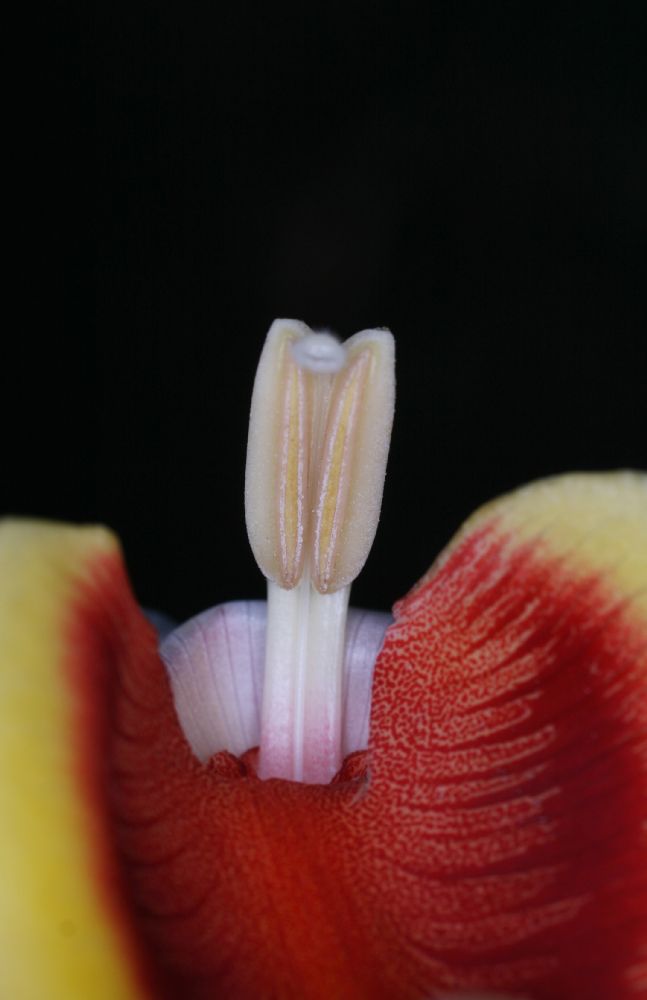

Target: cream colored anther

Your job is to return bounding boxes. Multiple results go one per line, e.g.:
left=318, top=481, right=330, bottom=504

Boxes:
left=245, top=320, right=395, bottom=594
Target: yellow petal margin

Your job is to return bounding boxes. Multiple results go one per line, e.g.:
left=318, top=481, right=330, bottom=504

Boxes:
left=0, top=521, right=150, bottom=1000
left=434, top=471, right=647, bottom=616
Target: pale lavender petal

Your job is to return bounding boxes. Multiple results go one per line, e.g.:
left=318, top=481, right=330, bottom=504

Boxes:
left=160, top=601, right=266, bottom=761
left=161, top=601, right=392, bottom=766
left=342, top=608, right=392, bottom=755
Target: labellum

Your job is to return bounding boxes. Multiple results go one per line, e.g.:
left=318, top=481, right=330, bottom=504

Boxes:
left=0, top=321, right=645, bottom=1000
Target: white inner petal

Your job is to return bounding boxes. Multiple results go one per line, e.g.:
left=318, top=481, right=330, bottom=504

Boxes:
left=161, top=602, right=392, bottom=765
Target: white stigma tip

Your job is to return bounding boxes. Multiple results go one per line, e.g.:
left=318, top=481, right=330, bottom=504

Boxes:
left=290, top=332, right=347, bottom=374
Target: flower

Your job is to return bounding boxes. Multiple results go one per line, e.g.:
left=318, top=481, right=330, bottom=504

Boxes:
left=1, top=322, right=645, bottom=1000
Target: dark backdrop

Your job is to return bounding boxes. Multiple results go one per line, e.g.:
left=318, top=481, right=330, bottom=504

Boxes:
left=10, top=4, right=647, bottom=623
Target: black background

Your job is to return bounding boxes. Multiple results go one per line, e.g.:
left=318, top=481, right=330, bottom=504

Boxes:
left=9, top=4, right=646, bottom=623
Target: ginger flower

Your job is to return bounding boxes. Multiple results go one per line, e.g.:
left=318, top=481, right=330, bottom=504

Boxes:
left=1, top=321, right=645, bottom=1000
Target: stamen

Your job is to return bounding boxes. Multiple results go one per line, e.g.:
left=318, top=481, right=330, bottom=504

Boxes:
left=245, top=319, right=395, bottom=782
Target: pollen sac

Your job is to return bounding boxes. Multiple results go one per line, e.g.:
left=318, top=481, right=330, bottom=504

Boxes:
left=245, top=320, right=395, bottom=593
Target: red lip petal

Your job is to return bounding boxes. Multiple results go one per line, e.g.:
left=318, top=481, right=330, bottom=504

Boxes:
left=82, top=476, right=644, bottom=1000
left=366, top=521, right=646, bottom=998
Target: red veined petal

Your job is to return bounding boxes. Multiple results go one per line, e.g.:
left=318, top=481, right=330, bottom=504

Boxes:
left=365, top=471, right=647, bottom=998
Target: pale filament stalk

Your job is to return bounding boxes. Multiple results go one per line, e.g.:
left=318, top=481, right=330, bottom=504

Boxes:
left=260, top=348, right=347, bottom=783
left=258, top=578, right=350, bottom=783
